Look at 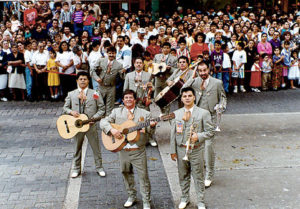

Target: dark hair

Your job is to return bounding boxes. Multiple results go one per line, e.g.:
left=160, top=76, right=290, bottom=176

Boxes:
left=92, top=40, right=101, bottom=48
left=143, top=51, right=151, bottom=57
left=214, top=40, right=222, bottom=45
left=237, top=41, right=245, bottom=48
left=221, top=44, right=227, bottom=50
left=107, top=46, right=116, bottom=53
left=178, top=37, right=186, bottom=45
left=59, top=41, right=70, bottom=53
left=197, top=61, right=209, bottom=68
left=134, top=56, right=144, bottom=62
left=195, top=32, right=206, bottom=43
left=76, top=71, right=90, bottom=81
left=122, top=89, right=137, bottom=99
left=49, top=49, right=57, bottom=57
left=159, top=39, right=169, bottom=47
left=117, top=35, right=125, bottom=41
left=181, top=87, right=196, bottom=97
left=178, top=56, right=189, bottom=64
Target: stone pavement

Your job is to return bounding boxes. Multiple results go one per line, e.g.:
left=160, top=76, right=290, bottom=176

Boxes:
left=1, top=89, right=300, bottom=209
left=0, top=102, right=73, bottom=209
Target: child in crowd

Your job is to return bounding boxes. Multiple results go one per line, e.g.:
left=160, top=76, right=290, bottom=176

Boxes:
left=280, top=41, right=291, bottom=88
left=202, top=50, right=211, bottom=74
left=250, top=57, right=262, bottom=92
left=170, top=48, right=177, bottom=57
left=272, top=47, right=284, bottom=90
left=143, top=51, right=152, bottom=72
left=91, top=28, right=101, bottom=42
left=261, top=53, right=273, bottom=90
left=232, top=42, right=247, bottom=93
left=83, top=10, right=96, bottom=37
left=288, top=50, right=299, bottom=89
left=47, top=49, right=60, bottom=99
left=60, top=2, right=72, bottom=27
left=211, top=40, right=223, bottom=80
left=221, top=44, right=231, bottom=93
left=176, top=38, right=190, bottom=62
left=72, top=3, right=84, bottom=36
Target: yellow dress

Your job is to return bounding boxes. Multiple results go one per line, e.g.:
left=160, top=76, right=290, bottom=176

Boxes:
left=143, top=60, right=153, bottom=72
left=47, top=58, right=60, bottom=86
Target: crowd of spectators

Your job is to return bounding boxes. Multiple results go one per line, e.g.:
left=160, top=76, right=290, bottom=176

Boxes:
left=0, top=0, right=299, bottom=102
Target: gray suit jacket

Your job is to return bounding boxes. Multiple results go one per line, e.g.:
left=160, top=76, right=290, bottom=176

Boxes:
left=90, top=57, right=124, bottom=86
left=63, top=88, right=105, bottom=119
left=123, top=70, right=152, bottom=92
left=167, top=68, right=194, bottom=83
left=170, top=106, right=214, bottom=154
left=183, top=76, right=227, bottom=114
left=100, top=106, right=154, bottom=148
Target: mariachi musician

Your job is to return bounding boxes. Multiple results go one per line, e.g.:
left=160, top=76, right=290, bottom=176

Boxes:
left=183, top=61, right=227, bottom=188
left=63, top=72, right=106, bottom=178
left=153, top=42, right=177, bottom=98
left=100, top=89, right=157, bottom=209
left=123, top=57, right=157, bottom=146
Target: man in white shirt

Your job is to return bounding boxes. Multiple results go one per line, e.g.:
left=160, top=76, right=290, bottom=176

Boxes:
left=31, top=42, right=49, bottom=100
left=131, top=28, right=148, bottom=49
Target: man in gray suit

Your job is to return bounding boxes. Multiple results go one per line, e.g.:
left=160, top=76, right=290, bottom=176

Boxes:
left=170, top=87, right=214, bottom=209
left=123, top=57, right=157, bottom=147
left=63, top=72, right=106, bottom=178
left=100, top=89, right=157, bottom=209
left=90, top=46, right=125, bottom=116
left=153, top=42, right=177, bottom=98
left=183, top=61, right=227, bottom=187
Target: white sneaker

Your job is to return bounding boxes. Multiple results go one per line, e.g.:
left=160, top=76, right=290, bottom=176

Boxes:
left=281, top=83, right=286, bottom=88
left=0, top=97, right=8, bottom=102
left=178, top=201, right=189, bottom=209
left=97, top=168, right=106, bottom=177
left=124, top=197, right=136, bottom=207
left=198, top=206, right=206, bottom=209
left=255, top=88, right=261, bottom=92
left=205, top=179, right=212, bottom=187
left=71, top=171, right=80, bottom=178
left=143, top=202, right=151, bottom=209
left=240, top=86, right=246, bottom=92
left=233, top=86, right=238, bottom=93
left=149, top=140, right=157, bottom=147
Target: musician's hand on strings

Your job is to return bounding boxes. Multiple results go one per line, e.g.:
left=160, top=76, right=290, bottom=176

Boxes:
left=171, top=153, right=177, bottom=161
left=191, top=132, right=198, bottom=143
left=97, top=78, right=102, bottom=84
left=166, top=81, right=174, bottom=86
left=110, top=128, right=123, bottom=139
left=70, top=111, right=80, bottom=117
left=150, top=121, right=158, bottom=127
left=166, top=65, right=171, bottom=70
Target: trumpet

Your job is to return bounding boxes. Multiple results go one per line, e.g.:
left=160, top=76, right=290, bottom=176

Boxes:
left=214, top=104, right=224, bottom=132
left=183, top=119, right=198, bottom=161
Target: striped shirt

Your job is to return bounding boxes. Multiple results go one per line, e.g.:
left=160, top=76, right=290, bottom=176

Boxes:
left=72, top=10, right=83, bottom=24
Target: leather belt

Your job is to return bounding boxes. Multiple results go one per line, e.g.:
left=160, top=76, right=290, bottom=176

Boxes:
left=36, top=65, right=46, bottom=69
left=123, top=148, right=140, bottom=152
left=180, top=144, right=201, bottom=149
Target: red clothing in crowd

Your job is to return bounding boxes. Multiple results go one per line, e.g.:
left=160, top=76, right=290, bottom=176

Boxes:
left=24, top=8, right=38, bottom=26
left=146, top=45, right=161, bottom=59
left=190, top=42, right=209, bottom=61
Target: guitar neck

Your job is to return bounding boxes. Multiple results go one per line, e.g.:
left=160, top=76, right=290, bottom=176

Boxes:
left=128, top=117, right=161, bottom=133
left=82, top=116, right=104, bottom=125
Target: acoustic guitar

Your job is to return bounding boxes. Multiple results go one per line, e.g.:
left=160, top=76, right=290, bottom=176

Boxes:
left=57, top=114, right=104, bottom=139
left=148, top=62, right=167, bottom=75
left=102, top=113, right=175, bottom=152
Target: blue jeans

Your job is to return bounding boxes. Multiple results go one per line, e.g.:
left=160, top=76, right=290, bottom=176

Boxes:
left=92, top=79, right=99, bottom=90
left=74, top=23, right=83, bottom=36
left=213, top=72, right=222, bottom=80
left=25, top=67, right=33, bottom=97
left=83, top=25, right=93, bottom=37
left=222, top=68, right=230, bottom=93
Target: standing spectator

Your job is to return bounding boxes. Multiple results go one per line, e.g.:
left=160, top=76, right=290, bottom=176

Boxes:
left=7, top=43, right=26, bottom=100
left=244, top=40, right=257, bottom=90
left=112, top=25, right=125, bottom=45
left=272, top=47, right=284, bottom=90
left=47, top=49, right=60, bottom=99
left=146, top=35, right=160, bottom=59
left=48, top=19, right=60, bottom=41
left=281, top=41, right=291, bottom=88
left=261, top=54, right=272, bottom=91
left=55, top=41, right=75, bottom=99
left=221, top=44, right=231, bottom=93
left=32, top=42, right=49, bottom=101
left=131, top=28, right=148, bottom=49
left=288, top=51, right=299, bottom=89
left=88, top=2, right=102, bottom=22
left=232, top=42, right=247, bottom=93
left=269, top=31, right=281, bottom=50
left=61, top=25, right=74, bottom=42
left=190, top=33, right=209, bottom=61
left=0, top=48, right=8, bottom=101
left=211, top=40, right=223, bottom=79
left=59, top=2, right=72, bottom=27
left=23, top=1, right=38, bottom=27
left=176, top=38, right=190, bottom=62
left=72, top=3, right=84, bottom=36
left=83, top=10, right=96, bottom=38
left=257, top=33, right=272, bottom=65
left=88, top=40, right=101, bottom=89
left=32, top=24, right=48, bottom=42
left=250, top=56, right=262, bottom=92
left=72, top=45, right=89, bottom=74
left=35, top=0, right=52, bottom=27
left=24, top=42, right=34, bottom=101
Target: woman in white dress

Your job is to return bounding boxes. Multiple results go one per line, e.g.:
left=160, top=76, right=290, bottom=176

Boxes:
left=7, top=43, right=26, bottom=100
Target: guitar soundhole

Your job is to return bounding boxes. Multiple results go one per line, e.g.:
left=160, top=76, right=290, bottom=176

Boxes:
left=122, top=128, right=129, bottom=135
left=64, top=120, right=70, bottom=133
left=75, top=120, right=83, bottom=128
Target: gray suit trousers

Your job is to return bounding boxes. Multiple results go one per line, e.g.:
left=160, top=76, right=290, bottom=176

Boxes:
left=205, top=113, right=217, bottom=180
left=119, top=147, right=151, bottom=203
left=72, top=124, right=102, bottom=171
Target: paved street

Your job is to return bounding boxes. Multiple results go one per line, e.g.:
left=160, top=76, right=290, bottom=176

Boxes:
left=1, top=89, right=300, bottom=209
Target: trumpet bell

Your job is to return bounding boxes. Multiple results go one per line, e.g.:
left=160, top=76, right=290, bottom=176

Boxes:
left=182, top=155, right=189, bottom=161
left=215, top=126, right=221, bottom=132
